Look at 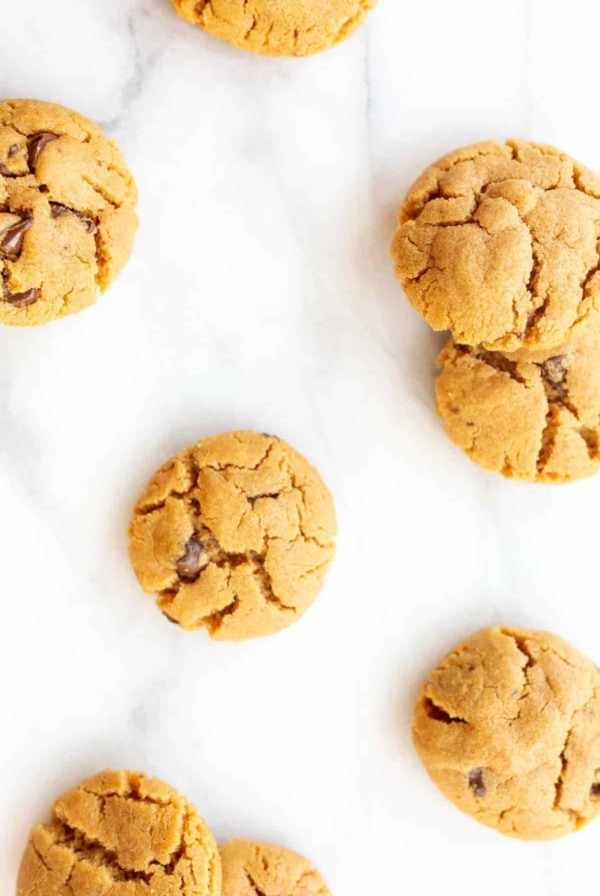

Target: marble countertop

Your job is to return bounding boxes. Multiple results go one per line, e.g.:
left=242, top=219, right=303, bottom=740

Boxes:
left=2, top=1, right=600, bottom=893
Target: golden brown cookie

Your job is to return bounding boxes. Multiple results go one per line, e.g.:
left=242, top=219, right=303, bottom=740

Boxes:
left=170, top=0, right=377, bottom=57
left=413, top=627, right=600, bottom=840
left=391, top=139, right=600, bottom=353
left=128, top=431, right=337, bottom=640
left=220, top=839, right=330, bottom=896
left=0, top=99, right=138, bottom=326
left=435, top=310, right=600, bottom=483
left=16, top=769, right=221, bottom=896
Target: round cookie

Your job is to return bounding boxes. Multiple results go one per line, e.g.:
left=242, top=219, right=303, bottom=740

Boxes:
left=391, top=139, right=600, bottom=353
left=220, top=839, right=330, bottom=896
left=413, top=627, right=600, bottom=840
left=435, top=310, right=600, bottom=483
left=170, top=0, right=377, bottom=57
left=128, top=431, right=337, bottom=640
left=16, top=769, right=221, bottom=896
left=0, top=99, right=138, bottom=326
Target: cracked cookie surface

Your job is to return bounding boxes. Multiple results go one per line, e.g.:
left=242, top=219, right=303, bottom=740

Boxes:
left=435, top=310, right=600, bottom=483
left=413, top=627, right=600, bottom=840
left=128, top=431, right=337, bottom=640
left=220, top=839, right=330, bottom=896
left=0, top=99, right=138, bottom=326
left=391, top=139, right=600, bottom=353
left=170, top=0, right=377, bottom=57
left=16, top=769, right=221, bottom=896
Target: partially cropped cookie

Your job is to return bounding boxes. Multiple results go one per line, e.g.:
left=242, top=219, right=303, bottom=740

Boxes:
left=220, top=839, right=330, bottom=896
left=413, top=627, right=600, bottom=840
left=0, top=99, right=137, bottom=325
left=128, top=431, right=337, bottom=640
left=170, top=0, right=376, bottom=57
left=435, top=311, right=600, bottom=483
left=391, top=139, right=600, bottom=353
left=16, top=769, right=221, bottom=896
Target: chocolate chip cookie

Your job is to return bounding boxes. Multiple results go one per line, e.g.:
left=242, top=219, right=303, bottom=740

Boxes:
left=128, top=431, right=337, bottom=640
left=16, top=769, right=221, bottom=896
left=0, top=99, right=138, bottom=326
left=220, top=840, right=330, bottom=896
left=170, top=0, right=377, bottom=57
left=391, top=139, right=600, bottom=353
left=413, top=627, right=600, bottom=840
left=435, top=310, right=600, bottom=483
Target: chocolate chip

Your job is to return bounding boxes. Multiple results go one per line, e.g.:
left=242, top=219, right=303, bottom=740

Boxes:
left=8, top=144, right=18, bottom=157
left=591, top=782, right=600, bottom=800
left=3, top=287, right=39, bottom=308
left=469, top=769, right=486, bottom=798
left=176, top=536, right=204, bottom=581
left=27, top=132, right=58, bottom=170
left=0, top=215, right=33, bottom=259
left=50, top=202, right=96, bottom=234
left=541, top=356, right=567, bottom=386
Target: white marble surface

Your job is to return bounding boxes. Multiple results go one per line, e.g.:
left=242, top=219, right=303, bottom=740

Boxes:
left=2, top=1, right=600, bottom=893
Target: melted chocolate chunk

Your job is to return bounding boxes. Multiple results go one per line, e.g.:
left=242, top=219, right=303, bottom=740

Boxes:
left=50, top=202, right=96, bottom=233
left=0, top=215, right=33, bottom=259
left=468, top=769, right=486, bottom=798
left=3, top=287, right=39, bottom=308
left=27, top=132, right=58, bottom=170
left=176, top=536, right=204, bottom=581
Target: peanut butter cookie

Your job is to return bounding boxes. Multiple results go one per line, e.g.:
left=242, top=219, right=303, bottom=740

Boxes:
left=0, top=99, right=138, bottom=326
left=128, top=431, right=337, bottom=640
left=170, top=0, right=377, bottom=57
left=413, top=627, right=600, bottom=840
left=391, top=140, right=600, bottom=353
left=435, top=311, right=600, bottom=483
left=16, top=769, right=221, bottom=896
left=220, top=839, right=330, bottom=896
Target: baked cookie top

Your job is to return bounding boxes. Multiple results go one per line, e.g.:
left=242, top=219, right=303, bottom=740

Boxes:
left=0, top=99, right=138, bottom=326
left=435, top=311, right=600, bottom=483
left=220, top=839, right=330, bottom=896
left=16, top=770, right=221, bottom=896
left=128, top=431, right=337, bottom=640
left=391, top=139, right=600, bottom=353
left=413, top=627, right=600, bottom=840
left=170, top=0, right=377, bottom=57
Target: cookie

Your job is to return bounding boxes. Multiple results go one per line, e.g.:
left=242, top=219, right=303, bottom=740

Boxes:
left=413, top=627, right=600, bottom=840
left=220, top=839, right=330, bottom=896
left=0, top=99, right=138, bottom=326
left=170, top=0, right=377, bottom=57
left=128, top=431, right=337, bottom=640
left=435, top=310, right=600, bottom=483
left=391, top=139, right=600, bottom=353
left=16, top=769, right=221, bottom=896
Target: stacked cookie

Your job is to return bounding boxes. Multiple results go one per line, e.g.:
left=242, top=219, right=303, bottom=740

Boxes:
left=16, top=770, right=330, bottom=896
left=391, top=140, right=600, bottom=484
